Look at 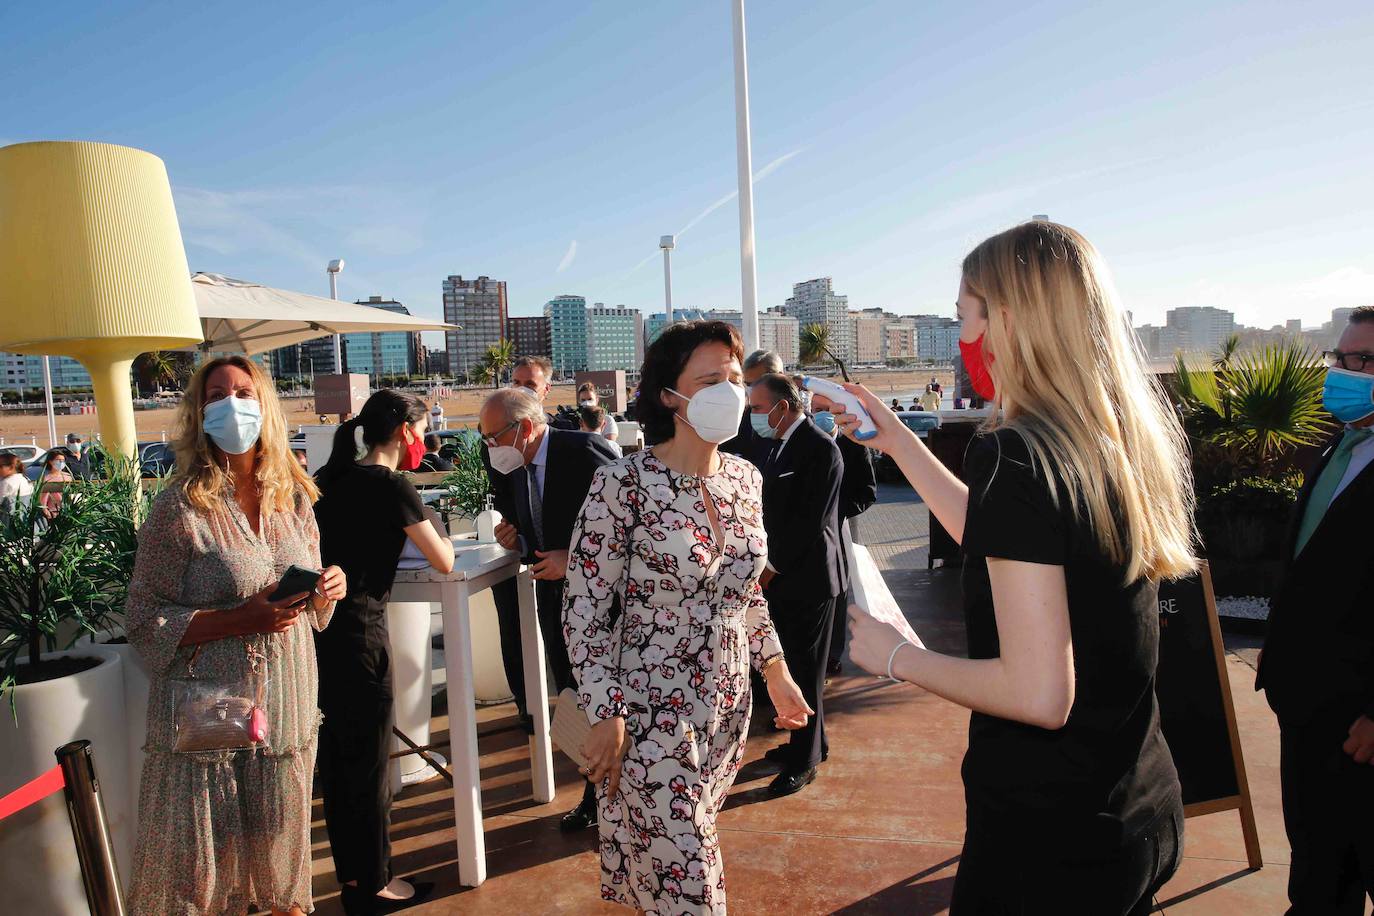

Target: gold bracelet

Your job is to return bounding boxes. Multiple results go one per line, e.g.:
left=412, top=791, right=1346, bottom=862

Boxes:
left=761, top=654, right=783, bottom=674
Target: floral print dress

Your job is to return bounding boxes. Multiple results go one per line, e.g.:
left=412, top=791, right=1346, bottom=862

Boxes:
left=125, top=486, right=334, bottom=915
left=563, top=449, right=783, bottom=915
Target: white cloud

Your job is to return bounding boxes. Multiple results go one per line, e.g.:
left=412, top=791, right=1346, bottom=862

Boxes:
left=557, top=239, right=578, bottom=273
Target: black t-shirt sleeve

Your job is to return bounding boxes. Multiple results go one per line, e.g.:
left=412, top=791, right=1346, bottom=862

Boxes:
left=962, top=430, right=1068, bottom=566
left=390, top=475, right=426, bottom=530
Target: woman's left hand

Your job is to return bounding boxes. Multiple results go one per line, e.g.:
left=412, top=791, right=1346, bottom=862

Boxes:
left=765, top=663, right=814, bottom=730
left=315, top=565, right=347, bottom=603
left=847, top=603, right=910, bottom=678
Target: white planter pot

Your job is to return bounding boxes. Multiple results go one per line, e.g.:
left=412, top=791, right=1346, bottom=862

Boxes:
left=0, top=646, right=132, bottom=915
left=75, top=627, right=148, bottom=886
left=467, top=587, right=514, bottom=705
left=386, top=601, right=439, bottom=788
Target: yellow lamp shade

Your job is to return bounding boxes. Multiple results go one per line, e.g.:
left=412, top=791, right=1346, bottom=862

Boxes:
left=0, top=141, right=205, bottom=456
left=0, top=141, right=202, bottom=357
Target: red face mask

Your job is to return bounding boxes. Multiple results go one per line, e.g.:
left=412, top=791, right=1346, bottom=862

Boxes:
left=959, top=334, right=996, bottom=401
left=400, top=426, right=427, bottom=471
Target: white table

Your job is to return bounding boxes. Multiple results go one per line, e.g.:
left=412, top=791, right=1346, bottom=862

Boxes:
left=390, top=539, right=556, bottom=887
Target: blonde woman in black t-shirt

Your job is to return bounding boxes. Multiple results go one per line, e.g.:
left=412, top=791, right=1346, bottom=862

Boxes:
left=835, top=221, right=1197, bottom=916
left=313, top=390, right=456, bottom=915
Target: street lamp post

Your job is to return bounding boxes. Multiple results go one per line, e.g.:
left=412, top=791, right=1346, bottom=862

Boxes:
left=731, top=0, right=760, bottom=353
left=660, top=235, right=675, bottom=314
left=327, top=259, right=345, bottom=373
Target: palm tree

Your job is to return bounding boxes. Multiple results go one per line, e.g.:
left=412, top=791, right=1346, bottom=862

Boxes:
left=134, top=350, right=178, bottom=394
left=480, top=340, right=516, bottom=389
left=1173, top=338, right=1331, bottom=479
left=470, top=363, right=493, bottom=386
left=798, top=323, right=851, bottom=381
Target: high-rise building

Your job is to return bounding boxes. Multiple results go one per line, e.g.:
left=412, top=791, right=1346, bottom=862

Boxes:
left=911, top=315, right=961, bottom=362
left=850, top=308, right=887, bottom=364
left=645, top=308, right=713, bottom=348
left=506, top=315, right=552, bottom=359
left=1286, top=319, right=1303, bottom=335
left=782, top=278, right=853, bottom=362
left=0, top=352, right=93, bottom=392
left=341, top=297, right=421, bottom=381
left=545, top=294, right=588, bottom=375
left=587, top=304, right=644, bottom=372
left=443, top=275, right=508, bottom=382
left=1164, top=306, right=1236, bottom=354
left=759, top=307, right=800, bottom=366
left=425, top=347, right=450, bottom=377
left=884, top=324, right=917, bottom=361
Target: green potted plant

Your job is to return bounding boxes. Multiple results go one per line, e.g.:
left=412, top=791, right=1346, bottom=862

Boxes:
left=438, top=431, right=491, bottom=533
left=1173, top=340, right=1330, bottom=597
left=0, top=446, right=151, bottom=904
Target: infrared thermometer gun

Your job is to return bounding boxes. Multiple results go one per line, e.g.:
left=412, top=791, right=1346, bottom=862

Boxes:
left=801, top=376, right=879, bottom=441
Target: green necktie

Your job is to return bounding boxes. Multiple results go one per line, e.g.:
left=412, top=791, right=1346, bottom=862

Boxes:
left=1294, top=428, right=1373, bottom=557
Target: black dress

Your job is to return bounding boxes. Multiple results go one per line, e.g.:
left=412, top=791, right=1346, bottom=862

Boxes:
left=313, top=463, right=425, bottom=895
left=950, top=428, right=1184, bottom=915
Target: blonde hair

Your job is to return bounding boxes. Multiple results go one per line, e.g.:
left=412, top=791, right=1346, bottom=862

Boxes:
left=963, top=221, right=1196, bottom=583
left=172, top=355, right=318, bottom=515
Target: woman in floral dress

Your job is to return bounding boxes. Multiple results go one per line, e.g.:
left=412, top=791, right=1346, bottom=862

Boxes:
left=564, top=321, right=813, bottom=915
left=126, top=356, right=346, bottom=915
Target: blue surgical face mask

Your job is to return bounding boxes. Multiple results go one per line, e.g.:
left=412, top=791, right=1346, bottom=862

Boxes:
left=750, top=403, right=779, bottom=439
left=813, top=411, right=837, bottom=434
left=203, top=396, right=263, bottom=455
left=1323, top=367, right=1374, bottom=424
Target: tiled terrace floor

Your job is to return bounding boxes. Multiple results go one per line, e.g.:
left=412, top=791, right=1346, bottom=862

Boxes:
left=299, top=487, right=1315, bottom=915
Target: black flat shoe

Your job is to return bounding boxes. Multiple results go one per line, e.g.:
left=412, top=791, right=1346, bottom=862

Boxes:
left=559, top=796, right=598, bottom=833
left=767, top=767, right=817, bottom=798
left=340, top=881, right=435, bottom=915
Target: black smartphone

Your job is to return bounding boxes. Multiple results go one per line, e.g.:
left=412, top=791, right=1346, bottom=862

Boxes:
left=267, top=565, right=322, bottom=603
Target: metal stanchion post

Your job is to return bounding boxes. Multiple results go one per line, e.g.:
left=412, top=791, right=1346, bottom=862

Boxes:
left=55, top=740, right=126, bottom=916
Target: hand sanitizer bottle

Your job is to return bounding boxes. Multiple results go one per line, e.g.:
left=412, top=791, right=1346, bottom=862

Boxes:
left=475, top=495, right=500, bottom=543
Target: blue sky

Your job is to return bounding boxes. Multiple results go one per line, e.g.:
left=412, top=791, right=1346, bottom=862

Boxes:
left=4, top=0, right=1372, bottom=343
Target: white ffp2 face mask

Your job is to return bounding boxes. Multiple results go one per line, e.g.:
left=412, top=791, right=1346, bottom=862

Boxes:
left=488, top=425, right=527, bottom=475
left=667, top=381, right=747, bottom=444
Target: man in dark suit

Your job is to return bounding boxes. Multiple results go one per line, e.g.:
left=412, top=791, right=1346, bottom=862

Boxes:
left=721, top=348, right=783, bottom=464
left=417, top=433, right=453, bottom=472
left=1258, top=306, right=1374, bottom=914
left=479, top=387, right=619, bottom=831
left=807, top=393, right=878, bottom=676
left=749, top=373, right=846, bottom=797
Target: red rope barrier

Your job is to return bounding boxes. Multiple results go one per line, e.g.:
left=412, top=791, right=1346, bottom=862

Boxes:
left=0, top=764, right=66, bottom=821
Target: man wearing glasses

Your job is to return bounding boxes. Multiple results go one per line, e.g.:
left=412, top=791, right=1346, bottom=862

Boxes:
left=1259, top=306, right=1374, bottom=913
left=478, top=386, right=619, bottom=832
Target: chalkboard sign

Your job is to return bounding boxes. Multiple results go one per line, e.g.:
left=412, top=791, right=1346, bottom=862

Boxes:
left=1154, top=561, right=1262, bottom=869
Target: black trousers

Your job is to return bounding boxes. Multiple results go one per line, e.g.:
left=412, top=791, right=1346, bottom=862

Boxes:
left=1280, top=714, right=1374, bottom=914
left=315, top=635, right=395, bottom=895
left=768, top=594, right=836, bottom=771
left=828, top=593, right=848, bottom=664
left=491, top=576, right=575, bottom=717
left=951, top=802, right=1183, bottom=915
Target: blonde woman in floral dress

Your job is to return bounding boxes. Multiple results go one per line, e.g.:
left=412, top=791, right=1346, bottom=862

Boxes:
left=126, top=356, right=346, bottom=915
left=564, top=321, right=813, bottom=915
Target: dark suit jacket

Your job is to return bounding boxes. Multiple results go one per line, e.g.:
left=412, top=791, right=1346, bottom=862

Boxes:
left=720, top=407, right=766, bottom=466
left=836, top=433, right=877, bottom=520
left=1257, top=429, right=1374, bottom=727
left=482, top=427, right=620, bottom=563
left=760, top=417, right=847, bottom=603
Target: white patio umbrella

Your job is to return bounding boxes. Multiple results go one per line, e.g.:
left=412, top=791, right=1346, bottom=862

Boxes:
left=188, top=272, right=456, bottom=355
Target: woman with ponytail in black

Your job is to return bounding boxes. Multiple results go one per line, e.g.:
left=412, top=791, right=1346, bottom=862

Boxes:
left=313, top=390, right=455, bottom=914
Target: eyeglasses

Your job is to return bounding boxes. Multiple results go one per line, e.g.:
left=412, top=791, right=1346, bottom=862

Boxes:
left=481, top=420, right=517, bottom=449
left=1324, top=350, right=1374, bottom=372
